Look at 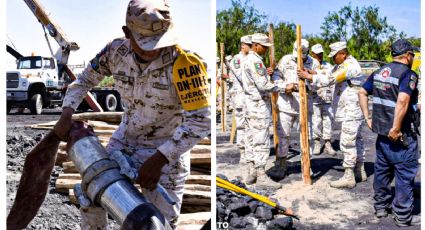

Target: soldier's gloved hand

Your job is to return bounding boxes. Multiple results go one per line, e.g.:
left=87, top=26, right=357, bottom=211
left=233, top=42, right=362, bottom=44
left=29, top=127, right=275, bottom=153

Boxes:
left=138, top=150, right=169, bottom=191
left=297, top=69, right=312, bottom=81
left=54, top=107, right=74, bottom=141
left=388, top=127, right=402, bottom=142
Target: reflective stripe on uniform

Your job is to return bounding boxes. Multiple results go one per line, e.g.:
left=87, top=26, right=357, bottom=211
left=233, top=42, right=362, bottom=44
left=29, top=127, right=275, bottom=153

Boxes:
left=373, top=97, right=396, bottom=108
left=374, top=75, right=399, bottom=85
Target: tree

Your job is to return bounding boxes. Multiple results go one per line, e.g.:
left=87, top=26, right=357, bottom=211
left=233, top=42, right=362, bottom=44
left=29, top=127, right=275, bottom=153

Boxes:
left=216, top=0, right=267, bottom=56
left=320, top=4, right=405, bottom=61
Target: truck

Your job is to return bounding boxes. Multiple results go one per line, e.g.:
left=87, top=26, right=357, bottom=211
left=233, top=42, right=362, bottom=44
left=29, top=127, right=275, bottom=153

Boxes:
left=6, top=0, right=125, bottom=115
left=6, top=53, right=123, bottom=114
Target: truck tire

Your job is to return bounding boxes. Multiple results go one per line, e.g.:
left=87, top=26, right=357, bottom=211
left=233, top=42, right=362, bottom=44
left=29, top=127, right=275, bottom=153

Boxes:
left=30, top=94, right=43, bottom=115
left=102, top=93, right=117, bottom=112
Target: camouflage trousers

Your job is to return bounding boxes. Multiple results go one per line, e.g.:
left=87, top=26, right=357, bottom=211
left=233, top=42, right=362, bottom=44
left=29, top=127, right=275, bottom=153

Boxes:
left=235, top=107, right=247, bottom=163
left=80, top=141, right=189, bottom=230
left=276, top=111, right=314, bottom=158
left=339, top=119, right=365, bottom=168
left=244, top=100, right=272, bottom=168
left=312, top=103, right=333, bottom=141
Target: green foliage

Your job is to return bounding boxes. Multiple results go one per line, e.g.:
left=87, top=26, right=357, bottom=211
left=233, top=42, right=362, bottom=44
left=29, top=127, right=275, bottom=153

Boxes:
left=217, top=2, right=420, bottom=63
left=97, top=76, right=115, bottom=87
left=216, top=0, right=267, bottom=56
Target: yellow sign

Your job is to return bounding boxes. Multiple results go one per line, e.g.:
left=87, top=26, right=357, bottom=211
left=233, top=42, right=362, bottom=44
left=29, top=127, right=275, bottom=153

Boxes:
left=412, top=52, right=421, bottom=74
left=173, top=46, right=210, bottom=111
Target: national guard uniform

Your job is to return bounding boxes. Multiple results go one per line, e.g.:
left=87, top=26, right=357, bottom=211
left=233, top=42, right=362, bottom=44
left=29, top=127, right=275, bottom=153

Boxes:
left=310, top=44, right=336, bottom=155
left=227, top=35, right=252, bottom=162
left=62, top=0, right=210, bottom=229
left=272, top=39, right=319, bottom=176
left=242, top=33, right=282, bottom=189
left=309, top=42, right=366, bottom=188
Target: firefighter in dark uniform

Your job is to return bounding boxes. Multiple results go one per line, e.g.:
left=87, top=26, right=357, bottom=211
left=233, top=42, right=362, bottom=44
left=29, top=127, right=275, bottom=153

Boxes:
left=358, top=39, right=420, bottom=227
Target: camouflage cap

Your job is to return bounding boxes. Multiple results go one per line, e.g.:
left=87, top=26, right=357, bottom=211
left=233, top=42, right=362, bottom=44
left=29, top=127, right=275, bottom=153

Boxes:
left=328, top=41, right=346, bottom=57
left=126, top=0, right=178, bottom=51
left=240, top=35, right=252, bottom=45
left=311, top=44, right=324, bottom=54
left=292, top=39, right=309, bottom=58
left=251, top=33, right=273, bottom=47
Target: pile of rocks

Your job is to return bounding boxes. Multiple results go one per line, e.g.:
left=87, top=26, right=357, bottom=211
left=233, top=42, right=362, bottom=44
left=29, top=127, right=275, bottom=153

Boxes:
left=216, top=174, right=293, bottom=229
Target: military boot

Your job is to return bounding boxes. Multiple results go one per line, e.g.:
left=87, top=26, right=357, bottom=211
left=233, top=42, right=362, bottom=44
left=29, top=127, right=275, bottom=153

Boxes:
left=324, top=140, right=337, bottom=156
left=245, top=162, right=257, bottom=185
left=268, top=157, right=288, bottom=180
left=313, top=139, right=322, bottom=155
left=354, top=163, right=367, bottom=182
left=256, top=167, right=282, bottom=190
left=329, top=168, right=356, bottom=189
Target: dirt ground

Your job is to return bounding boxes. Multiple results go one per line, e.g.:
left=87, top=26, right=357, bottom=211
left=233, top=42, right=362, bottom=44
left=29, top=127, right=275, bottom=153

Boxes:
left=6, top=108, right=120, bottom=229
left=216, top=110, right=421, bottom=230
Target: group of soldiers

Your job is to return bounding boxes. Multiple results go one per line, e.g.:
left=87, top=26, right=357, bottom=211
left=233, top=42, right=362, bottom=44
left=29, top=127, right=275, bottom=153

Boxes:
left=218, top=33, right=367, bottom=190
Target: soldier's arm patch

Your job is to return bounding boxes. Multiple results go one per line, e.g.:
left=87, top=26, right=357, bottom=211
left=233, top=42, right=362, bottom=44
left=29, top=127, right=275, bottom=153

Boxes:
left=172, top=46, right=210, bottom=111
left=234, top=59, right=241, bottom=69
left=254, top=62, right=266, bottom=76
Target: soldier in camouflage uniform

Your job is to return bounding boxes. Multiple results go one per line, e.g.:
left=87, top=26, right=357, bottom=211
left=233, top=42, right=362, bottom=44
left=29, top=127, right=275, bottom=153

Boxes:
left=242, top=33, right=284, bottom=189
left=298, top=41, right=366, bottom=189
left=310, top=44, right=337, bottom=156
left=54, top=0, right=210, bottom=229
left=226, top=35, right=252, bottom=163
left=271, top=39, right=319, bottom=178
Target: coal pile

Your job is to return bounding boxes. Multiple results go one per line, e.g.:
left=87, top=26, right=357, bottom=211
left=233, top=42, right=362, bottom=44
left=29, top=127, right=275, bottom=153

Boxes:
left=216, top=174, right=294, bottom=229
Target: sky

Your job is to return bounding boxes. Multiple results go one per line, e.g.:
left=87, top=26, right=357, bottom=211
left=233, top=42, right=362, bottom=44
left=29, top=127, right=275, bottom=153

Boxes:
left=6, top=0, right=215, bottom=70
left=217, top=0, right=421, bottom=38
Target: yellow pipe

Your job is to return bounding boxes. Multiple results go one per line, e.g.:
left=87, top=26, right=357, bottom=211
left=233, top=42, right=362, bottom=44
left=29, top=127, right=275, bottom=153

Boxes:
left=216, top=177, right=299, bottom=219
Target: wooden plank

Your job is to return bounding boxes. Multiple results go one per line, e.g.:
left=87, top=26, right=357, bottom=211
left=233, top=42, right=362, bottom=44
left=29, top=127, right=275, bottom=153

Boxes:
left=72, top=112, right=123, bottom=123
left=197, top=137, right=211, bottom=145
left=190, top=153, right=211, bottom=165
left=269, top=23, right=280, bottom=161
left=186, top=175, right=210, bottom=186
left=87, top=120, right=119, bottom=130
left=184, top=184, right=210, bottom=192
left=177, top=212, right=210, bottom=226
left=220, top=42, right=226, bottom=132
left=182, top=190, right=211, bottom=205
left=190, top=145, right=211, bottom=154
left=55, top=178, right=81, bottom=193
left=296, top=25, right=312, bottom=185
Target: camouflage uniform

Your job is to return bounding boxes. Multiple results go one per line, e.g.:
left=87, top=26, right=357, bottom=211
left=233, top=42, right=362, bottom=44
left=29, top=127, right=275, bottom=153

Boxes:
left=311, top=55, right=365, bottom=168
left=63, top=38, right=210, bottom=229
left=311, top=61, right=334, bottom=143
left=242, top=51, right=276, bottom=168
left=272, top=54, right=319, bottom=157
left=228, top=52, right=247, bottom=151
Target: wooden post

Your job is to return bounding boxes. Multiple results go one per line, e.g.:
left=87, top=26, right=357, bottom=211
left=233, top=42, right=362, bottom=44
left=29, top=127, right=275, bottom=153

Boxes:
left=220, top=43, right=226, bottom=132
left=268, top=24, right=279, bottom=160
left=296, top=25, right=312, bottom=185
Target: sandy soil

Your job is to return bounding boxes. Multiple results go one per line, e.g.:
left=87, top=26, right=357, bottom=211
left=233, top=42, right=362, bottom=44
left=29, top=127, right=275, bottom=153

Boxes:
left=216, top=111, right=421, bottom=230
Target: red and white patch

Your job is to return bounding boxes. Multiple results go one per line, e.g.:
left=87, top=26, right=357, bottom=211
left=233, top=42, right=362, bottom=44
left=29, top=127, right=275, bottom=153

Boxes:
left=379, top=67, right=391, bottom=78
